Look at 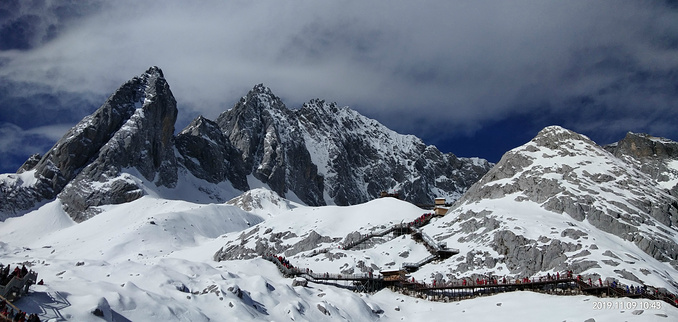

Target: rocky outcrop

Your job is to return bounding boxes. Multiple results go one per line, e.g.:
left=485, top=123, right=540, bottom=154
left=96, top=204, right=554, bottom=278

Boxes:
left=16, top=154, right=42, bottom=174
left=213, top=228, right=335, bottom=261
left=491, top=230, right=583, bottom=276
left=604, top=132, right=678, bottom=194
left=606, top=132, right=678, bottom=160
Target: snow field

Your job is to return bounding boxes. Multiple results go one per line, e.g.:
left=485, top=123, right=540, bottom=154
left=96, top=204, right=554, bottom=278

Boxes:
left=1, top=186, right=677, bottom=321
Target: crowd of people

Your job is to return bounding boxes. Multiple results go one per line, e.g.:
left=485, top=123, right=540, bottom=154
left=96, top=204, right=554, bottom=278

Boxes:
left=0, top=299, right=40, bottom=322
left=0, top=264, right=41, bottom=322
left=270, top=255, right=294, bottom=271
left=0, top=265, right=29, bottom=287
left=408, top=213, right=433, bottom=228
left=263, top=251, right=678, bottom=307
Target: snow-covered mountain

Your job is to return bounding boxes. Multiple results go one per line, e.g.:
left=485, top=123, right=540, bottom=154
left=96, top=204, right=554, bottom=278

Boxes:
left=420, top=126, right=678, bottom=289
left=2, top=67, right=678, bottom=321
left=0, top=67, right=492, bottom=222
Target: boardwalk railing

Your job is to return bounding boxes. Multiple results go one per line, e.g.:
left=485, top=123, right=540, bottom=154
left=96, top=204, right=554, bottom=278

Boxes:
left=263, top=254, right=678, bottom=308
left=402, top=254, right=437, bottom=271
left=342, top=224, right=409, bottom=250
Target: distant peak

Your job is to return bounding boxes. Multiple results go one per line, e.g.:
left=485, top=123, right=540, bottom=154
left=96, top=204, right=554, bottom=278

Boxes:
left=532, top=125, right=596, bottom=150
left=251, top=83, right=273, bottom=95
left=144, top=66, right=164, bottom=78
left=301, top=99, right=339, bottom=113
left=535, top=125, right=592, bottom=143
left=238, top=84, right=286, bottom=111
left=624, top=132, right=653, bottom=140
left=537, top=125, right=570, bottom=136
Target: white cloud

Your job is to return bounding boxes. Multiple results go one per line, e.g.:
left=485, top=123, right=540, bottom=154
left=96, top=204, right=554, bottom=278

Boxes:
left=0, top=0, right=676, bottom=146
left=0, top=123, right=73, bottom=172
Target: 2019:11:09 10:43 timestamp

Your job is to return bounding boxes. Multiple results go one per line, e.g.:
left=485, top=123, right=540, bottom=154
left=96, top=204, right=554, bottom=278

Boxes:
left=592, top=300, right=661, bottom=310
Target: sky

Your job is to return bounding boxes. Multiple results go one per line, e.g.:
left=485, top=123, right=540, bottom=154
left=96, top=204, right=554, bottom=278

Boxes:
left=1, top=0, right=677, bottom=173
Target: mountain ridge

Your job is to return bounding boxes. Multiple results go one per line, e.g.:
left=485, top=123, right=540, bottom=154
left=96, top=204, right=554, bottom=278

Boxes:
left=0, top=67, right=492, bottom=221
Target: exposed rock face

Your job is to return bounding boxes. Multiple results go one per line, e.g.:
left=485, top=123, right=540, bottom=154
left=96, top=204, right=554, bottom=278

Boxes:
left=428, top=126, right=678, bottom=283
left=215, top=85, right=326, bottom=205
left=58, top=66, right=178, bottom=221
left=175, top=116, right=248, bottom=190
left=606, top=132, right=678, bottom=160
left=0, top=67, right=178, bottom=221
left=16, top=154, right=42, bottom=174
left=604, top=132, right=678, bottom=195
left=212, top=86, right=492, bottom=206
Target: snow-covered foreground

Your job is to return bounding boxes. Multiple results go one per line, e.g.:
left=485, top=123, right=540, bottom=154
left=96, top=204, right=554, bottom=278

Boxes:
left=1, top=192, right=678, bottom=321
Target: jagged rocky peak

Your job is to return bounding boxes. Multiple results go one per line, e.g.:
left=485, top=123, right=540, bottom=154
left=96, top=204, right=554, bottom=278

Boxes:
left=248, top=83, right=285, bottom=108
left=1, top=66, right=177, bottom=220
left=37, top=66, right=174, bottom=185
left=178, top=115, right=226, bottom=143
left=531, top=125, right=598, bottom=148
left=211, top=85, right=492, bottom=206
left=16, top=153, right=42, bottom=174
left=56, top=66, right=179, bottom=221
left=212, top=85, right=326, bottom=206
left=215, top=84, right=292, bottom=163
left=224, top=83, right=286, bottom=118
left=3, top=77, right=492, bottom=220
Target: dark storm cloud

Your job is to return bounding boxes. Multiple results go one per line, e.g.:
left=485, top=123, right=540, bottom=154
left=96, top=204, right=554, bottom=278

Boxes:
left=0, top=0, right=104, bottom=50
left=0, top=0, right=677, bottom=170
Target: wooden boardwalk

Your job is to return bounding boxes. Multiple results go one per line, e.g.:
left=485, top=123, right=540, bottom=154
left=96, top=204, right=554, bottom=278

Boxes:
left=263, top=212, right=678, bottom=308
left=265, top=253, right=678, bottom=308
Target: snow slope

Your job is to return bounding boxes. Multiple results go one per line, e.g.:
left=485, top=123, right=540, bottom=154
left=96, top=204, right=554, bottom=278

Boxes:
left=1, top=188, right=677, bottom=321
left=215, top=189, right=435, bottom=274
